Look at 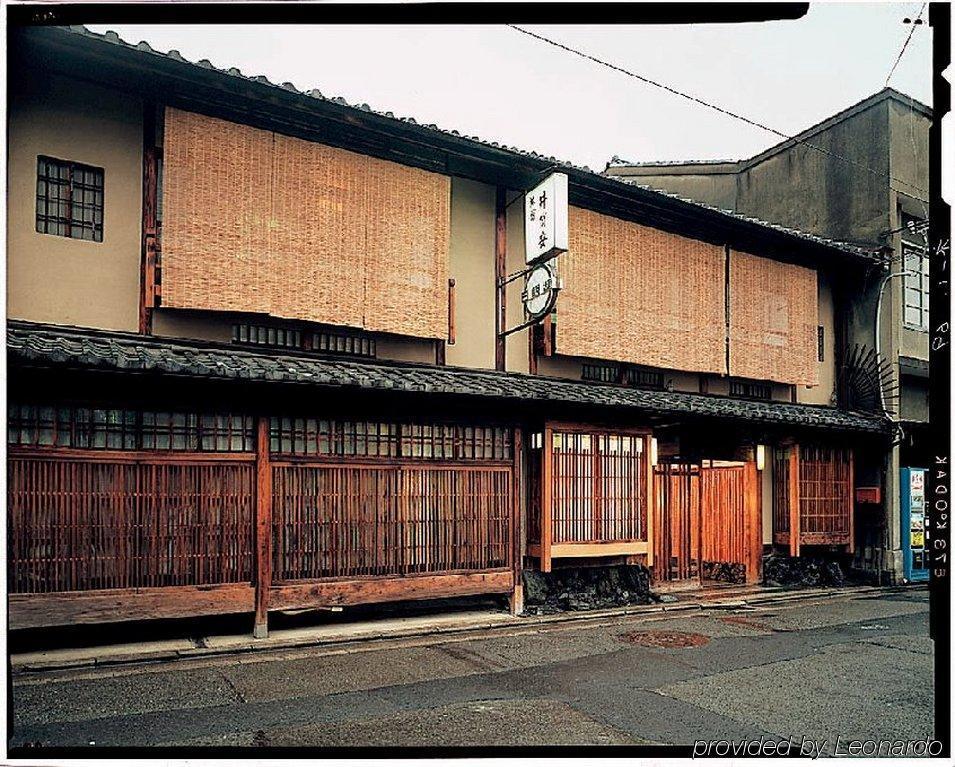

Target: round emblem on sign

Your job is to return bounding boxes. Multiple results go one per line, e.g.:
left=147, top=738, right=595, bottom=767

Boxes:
left=522, top=262, right=559, bottom=321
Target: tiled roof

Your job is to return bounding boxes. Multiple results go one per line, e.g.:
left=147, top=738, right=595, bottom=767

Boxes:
left=8, top=322, right=891, bottom=435
left=53, top=25, right=880, bottom=263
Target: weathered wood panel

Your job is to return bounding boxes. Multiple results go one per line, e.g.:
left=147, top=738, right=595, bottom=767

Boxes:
left=270, top=570, right=512, bottom=611
left=9, top=584, right=254, bottom=630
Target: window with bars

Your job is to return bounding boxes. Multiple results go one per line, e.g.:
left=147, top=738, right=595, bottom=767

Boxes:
left=902, top=244, right=929, bottom=331
left=233, top=324, right=304, bottom=350
left=581, top=362, right=664, bottom=390
left=729, top=379, right=773, bottom=401
left=35, top=156, right=104, bottom=242
left=581, top=362, right=620, bottom=384
left=8, top=404, right=254, bottom=452
left=817, top=326, right=825, bottom=362
left=269, top=418, right=512, bottom=461
left=314, top=330, right=376, bottom=358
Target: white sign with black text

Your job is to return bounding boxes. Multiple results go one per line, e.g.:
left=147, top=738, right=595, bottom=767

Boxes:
left=524, top=172, right=569, bottom=264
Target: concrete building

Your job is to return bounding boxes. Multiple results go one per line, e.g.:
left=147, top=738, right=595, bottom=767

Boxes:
left=7, top=26, right=894, bottom=637
left=606, top=88, right=931, bottom=583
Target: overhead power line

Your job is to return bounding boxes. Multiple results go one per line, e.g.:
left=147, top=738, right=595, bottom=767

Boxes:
left=885, top=2, right=927, bottom=86
left=508, top=24, right=929, bottom=202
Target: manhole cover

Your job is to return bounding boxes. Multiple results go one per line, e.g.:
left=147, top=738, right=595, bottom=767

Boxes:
left=620, top=630, right=710, bottom=648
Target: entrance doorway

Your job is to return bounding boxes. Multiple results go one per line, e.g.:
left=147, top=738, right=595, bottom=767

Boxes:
left=653, top=459, right=761, bottom=587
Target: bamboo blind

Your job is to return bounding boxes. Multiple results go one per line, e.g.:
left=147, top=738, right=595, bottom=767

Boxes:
left=162, top=108, right=272, bottom=314
left=162, top=108, right=450, bottom=338
left=729, top=250, right=818, bottom=385
left=556, top=207, right=726, bottom=374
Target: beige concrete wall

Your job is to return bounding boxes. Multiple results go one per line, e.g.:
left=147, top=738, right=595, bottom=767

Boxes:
left=7, top=72, right=143, bottom=331
left=504, top=191, right=531, bottom=374
left=762, top=446, right=774, bottom=545
left=796, top=272, right=836, bottom=406
left=447, top=177, right=496, bottom=369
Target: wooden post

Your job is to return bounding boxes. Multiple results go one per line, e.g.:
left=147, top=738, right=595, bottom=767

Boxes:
left=541, top=424, right=553, bottom=573
left=495, top=186, right=507, bottom=371
left=139, top=105, right=159, bottom=336
left=847, top=448, right=856, bottom=554
left=645, top=435, right=655, bottom=568
left=253, top=416, right=272, bottom=638
left=447, top=278, right=456, bottom=345
left=789, top=446, right=801, bottom=558
left=744, top=456, right=762, bottom=583
left=509, top=428, right=524, bottom=615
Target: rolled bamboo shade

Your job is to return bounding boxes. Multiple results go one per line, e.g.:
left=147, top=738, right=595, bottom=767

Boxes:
left=162, top=108, right=450, bottom=338
left=729, top=250, right=818, bottom=385
left=557, top=206, right=727, bottom=374
left=162, top=108, right=272, bottom=314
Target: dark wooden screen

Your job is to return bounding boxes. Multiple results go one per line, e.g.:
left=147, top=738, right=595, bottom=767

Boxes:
left=773, top=446, right=791, bottom=535
left=272, top=464, right=511, bottom=580
left=653, top=463, right=700, bottom=582
left=8, top=455, right=254, bottom=593
left=799, top=445, right=853, bottom=538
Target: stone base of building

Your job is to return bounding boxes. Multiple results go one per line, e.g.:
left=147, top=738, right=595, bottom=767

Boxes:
left=521, top=565, right=652, bottom=614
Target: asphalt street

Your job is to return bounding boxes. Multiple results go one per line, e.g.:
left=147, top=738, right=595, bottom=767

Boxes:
left=8, top=587, right=933, bottom=751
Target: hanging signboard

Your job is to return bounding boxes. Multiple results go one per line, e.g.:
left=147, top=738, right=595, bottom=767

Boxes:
left=522, top=261, right=560, bottom=321
left=525, top=172, right=569, bottom=264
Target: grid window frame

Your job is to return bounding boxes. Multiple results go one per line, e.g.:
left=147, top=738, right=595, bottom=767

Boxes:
left=35, top=156, right=104, bottom=242
left=902, top=244, right=929, bottom=332
left=728, top=378, right=773, bottom=401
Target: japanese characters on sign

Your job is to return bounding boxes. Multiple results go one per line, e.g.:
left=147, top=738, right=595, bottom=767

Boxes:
left=522, top=261, right=559, bottom=321
left=524, top=172, right=569, bottom=265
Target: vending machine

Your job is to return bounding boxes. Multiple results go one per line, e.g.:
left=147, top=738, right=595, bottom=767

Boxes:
left=901, top=467, right=929, bottom=583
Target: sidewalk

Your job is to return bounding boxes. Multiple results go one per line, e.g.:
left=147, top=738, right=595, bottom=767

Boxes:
left=10, top=583, right=913, bottom=673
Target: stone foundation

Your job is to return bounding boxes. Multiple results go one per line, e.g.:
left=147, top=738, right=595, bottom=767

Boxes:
left=521, top=565, right=652, bottom=614
left=701, top=561, right=747, bottom=584
left=762, top=553, right=854, bottom=588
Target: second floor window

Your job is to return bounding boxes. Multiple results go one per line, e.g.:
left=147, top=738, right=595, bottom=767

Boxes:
left=35, top=156, right=104, bottom=242
left=903, top=245, right=929, bottom=331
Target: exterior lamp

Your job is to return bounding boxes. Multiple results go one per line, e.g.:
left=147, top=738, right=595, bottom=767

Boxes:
left=756, top=444, right=766, bottom=472
left=649, top=437, right=658, bottom=466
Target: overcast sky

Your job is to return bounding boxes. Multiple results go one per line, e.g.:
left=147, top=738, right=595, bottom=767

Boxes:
left=90, top=3, right=933, bottom=170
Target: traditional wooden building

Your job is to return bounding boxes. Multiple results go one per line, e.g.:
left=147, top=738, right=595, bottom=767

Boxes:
left=7, top=25, right=890, bottom=637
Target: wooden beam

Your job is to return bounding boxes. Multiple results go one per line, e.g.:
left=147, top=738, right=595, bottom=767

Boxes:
left=447, top=277, right=456, bottom=345
left=254, top=416, right=272, bottom=638
left=139, top=104, right=159, bottom=335
left=269, top=570, right=513, bottom=611
left=789, top=446, right=801, bottom=557
left=495, top=186, right=507, bottom=371
left=550, top=541, right=649, bottom=558
left=744, top=457, right=762, bottom=583
left=541, top=424, right=553, bottom=573
left=847, top=448, right=856, bottom=554
left=9, top=584, right=254, bottom=631
left=645, top=435, right=655, bottom=568
left=509, top=428, right=524, bottom=615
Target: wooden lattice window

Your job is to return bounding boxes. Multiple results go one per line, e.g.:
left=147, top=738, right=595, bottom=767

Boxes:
left=269, top=418, right=512, bottom=461
left=627, top=367, right=665, bottom=390
left=729, top=379, right=773, bottom=400
left=8, top=404, right=254, bottom=452
left=582, top=362, right=620, bottom=384
left=799, top=445, right=852, bottom=536
left=313, top=330, right=376, bottom=358
left=35, top=156, right=104, bottom=241
left=233, top=324, right=304, bottom=350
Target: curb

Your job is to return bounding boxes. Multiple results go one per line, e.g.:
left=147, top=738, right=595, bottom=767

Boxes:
left=10, top=583, right=923, bottom=674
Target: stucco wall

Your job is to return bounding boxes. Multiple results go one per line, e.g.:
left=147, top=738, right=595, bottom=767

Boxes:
left=7, top=72, right=143, bottom=331
left=796, top=272, right=836, bottom=406
left=605, top=165, right=738, bottom=211
left=737, top=101, right=891, bottom=247
left=447, top=177, right=496, bottom=369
